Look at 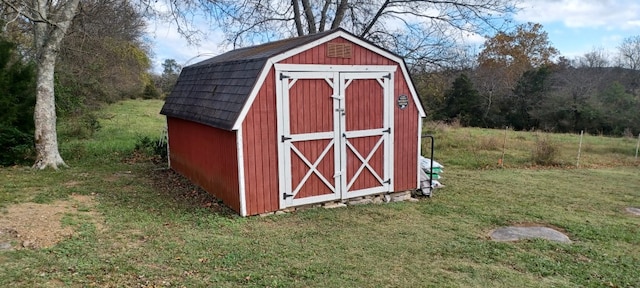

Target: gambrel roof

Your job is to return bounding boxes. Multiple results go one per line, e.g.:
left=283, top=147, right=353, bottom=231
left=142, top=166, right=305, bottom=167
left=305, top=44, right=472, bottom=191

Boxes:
left=160, top=30, right=337, bottom=130
left=160, top=28, right=425, bottom=130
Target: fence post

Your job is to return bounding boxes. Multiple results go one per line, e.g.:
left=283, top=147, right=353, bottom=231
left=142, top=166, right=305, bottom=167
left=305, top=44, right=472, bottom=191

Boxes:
left=636, top=133, right=640, bottom=161
left=576, top=130, right=584, bottom=168
left=500, top=126, right=507, bottom=168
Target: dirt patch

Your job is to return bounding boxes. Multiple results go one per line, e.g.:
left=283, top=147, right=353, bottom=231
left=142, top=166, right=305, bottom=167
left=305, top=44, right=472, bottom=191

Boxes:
left=0, top=194, right=102, bottom=250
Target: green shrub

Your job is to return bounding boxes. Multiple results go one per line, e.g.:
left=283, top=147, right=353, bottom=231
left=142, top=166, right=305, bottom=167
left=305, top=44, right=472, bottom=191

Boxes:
left=0, top=125, right=34, bottom=166
left=142, top=83, right=161, bottom=99
left=134, top=135, right=167, bottom=162
left=63, top=113, right=102, bottom=139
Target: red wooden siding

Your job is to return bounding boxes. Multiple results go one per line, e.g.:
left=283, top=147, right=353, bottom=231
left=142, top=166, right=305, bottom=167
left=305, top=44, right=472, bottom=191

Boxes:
left=289, top=78, right=334, bottom=134
left=345, top=79, right=384, bottom=130
left=281, top=38, right=394, bottom=66
left=242, top=70, right=280, bottom=215
left=393, top=73, right=419, bottom=191
left=167, top=117, right=240, bottom=212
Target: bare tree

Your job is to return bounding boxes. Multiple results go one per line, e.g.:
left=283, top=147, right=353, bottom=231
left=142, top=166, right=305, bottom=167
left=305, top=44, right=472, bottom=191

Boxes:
left=58, top=0, right=151, bottom=106
left=209, top=0, right=518, bottom=68
left=617, top=35, right=640, bottom=70
left=575, top=47, right=610, bottom=68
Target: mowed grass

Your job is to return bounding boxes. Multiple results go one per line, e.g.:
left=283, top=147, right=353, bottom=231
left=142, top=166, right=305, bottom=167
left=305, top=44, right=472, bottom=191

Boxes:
left=0, top=100, right=638, bottom=287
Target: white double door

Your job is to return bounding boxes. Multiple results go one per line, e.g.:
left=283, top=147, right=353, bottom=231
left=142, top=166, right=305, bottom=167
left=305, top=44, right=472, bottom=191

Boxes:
left=276, top=65, right=395, bottom=208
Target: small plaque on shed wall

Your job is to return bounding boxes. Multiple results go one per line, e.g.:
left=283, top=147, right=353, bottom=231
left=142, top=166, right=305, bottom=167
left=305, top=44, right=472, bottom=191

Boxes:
left=397, top=95, right=409, bottom=110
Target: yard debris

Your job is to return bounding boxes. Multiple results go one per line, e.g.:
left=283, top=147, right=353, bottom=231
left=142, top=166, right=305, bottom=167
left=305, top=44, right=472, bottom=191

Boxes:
left=419, top=156, right=445, bottom=197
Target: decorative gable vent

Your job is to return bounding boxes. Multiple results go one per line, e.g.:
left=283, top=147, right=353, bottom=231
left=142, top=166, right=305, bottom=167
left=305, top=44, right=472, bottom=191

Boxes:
left=327, top=43, right=352, bottom=58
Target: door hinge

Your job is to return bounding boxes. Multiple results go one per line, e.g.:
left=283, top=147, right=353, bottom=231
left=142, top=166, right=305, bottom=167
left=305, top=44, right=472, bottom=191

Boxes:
left=383, top=127, right=391, bottom=134
left=384, top=179, right=391, bottom=184
left=280, top=73, right=290, bottom=80
left=283, top=193, right=294, bottom=199
left=281, top=135, right=292, bottom=142
left=384, top=73, right=391, bottom=79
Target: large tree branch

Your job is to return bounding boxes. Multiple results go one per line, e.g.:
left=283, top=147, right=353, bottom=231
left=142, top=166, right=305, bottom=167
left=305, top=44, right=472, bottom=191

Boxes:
left=292, top=0, right=304, bottom=36
left=359, top=0, right=390, bottom=37
left=331, top=0, right=348, bottom=29
left=1, top=0, right=56, bottom=26
left=318, top=0, right=331, bottom=32
left=300, top=0, right=316, bottom=33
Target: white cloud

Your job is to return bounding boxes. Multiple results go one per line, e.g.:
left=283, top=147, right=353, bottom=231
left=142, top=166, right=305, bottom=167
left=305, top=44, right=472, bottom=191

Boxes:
left=147, top=20, right=224, bottom=73
left=515, top=0, right=640, bottom=30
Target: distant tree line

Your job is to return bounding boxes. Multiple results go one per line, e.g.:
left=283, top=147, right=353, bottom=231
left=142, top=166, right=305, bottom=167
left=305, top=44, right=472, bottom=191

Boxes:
left=417, top=23, right=640, bottom=136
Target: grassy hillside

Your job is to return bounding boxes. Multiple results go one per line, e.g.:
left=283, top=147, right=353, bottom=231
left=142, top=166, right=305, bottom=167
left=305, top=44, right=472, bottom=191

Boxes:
left=423, top=121, right=640, bottom=169
left=1, top=100, right=639, bottom=287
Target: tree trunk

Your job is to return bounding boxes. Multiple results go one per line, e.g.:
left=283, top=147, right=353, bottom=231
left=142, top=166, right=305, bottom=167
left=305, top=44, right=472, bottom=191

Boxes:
left=31, top=0, right=80, bottom=169
left=33, top=49, right=66, bottom=169
left=292, top=0, right=304, bottom=36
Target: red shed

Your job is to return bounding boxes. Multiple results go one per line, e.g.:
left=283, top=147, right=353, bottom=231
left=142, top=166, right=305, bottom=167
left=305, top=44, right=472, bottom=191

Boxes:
left=160, top=29, right=426, bottom=216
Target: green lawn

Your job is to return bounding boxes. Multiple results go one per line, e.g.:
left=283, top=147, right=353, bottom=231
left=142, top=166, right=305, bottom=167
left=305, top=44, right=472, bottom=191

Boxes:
left=1, top=100, right=639, bottom=287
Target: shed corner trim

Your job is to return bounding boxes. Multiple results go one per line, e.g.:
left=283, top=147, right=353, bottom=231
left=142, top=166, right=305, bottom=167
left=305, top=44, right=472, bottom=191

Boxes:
left=235, top=126, right=248, bottom=216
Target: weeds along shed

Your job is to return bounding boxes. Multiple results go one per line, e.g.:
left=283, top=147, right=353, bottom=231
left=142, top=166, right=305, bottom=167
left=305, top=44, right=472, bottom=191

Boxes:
left=160, top=29, right=426, bottom=216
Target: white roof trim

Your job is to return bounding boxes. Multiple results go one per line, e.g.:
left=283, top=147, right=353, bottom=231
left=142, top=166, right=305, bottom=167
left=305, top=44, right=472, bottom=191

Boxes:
left=231, top=30, right=425, bottom=130
left=231, top=60, right=274, bottom=131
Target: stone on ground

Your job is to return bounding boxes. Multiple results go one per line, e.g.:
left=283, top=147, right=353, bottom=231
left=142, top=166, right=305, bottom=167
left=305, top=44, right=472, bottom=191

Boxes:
left=626, top=207, right=640, bottom=216
left=490, top=226, right=571, bottom=243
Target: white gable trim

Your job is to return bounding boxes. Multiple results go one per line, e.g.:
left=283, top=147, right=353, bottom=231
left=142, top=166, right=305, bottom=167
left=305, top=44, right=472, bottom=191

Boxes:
left=231, top=30, right=425, bottom=130
left=231, top=62, right=274, bottom=131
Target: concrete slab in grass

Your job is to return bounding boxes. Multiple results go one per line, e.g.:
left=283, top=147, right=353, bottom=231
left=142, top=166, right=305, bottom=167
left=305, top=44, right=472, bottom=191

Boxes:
left=490, top=226, right=572, bottom=243
left=626, top=207, right=640, bottom=216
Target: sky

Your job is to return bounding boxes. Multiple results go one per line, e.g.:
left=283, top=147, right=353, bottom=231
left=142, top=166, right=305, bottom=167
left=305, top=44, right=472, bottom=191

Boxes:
left=147, top=0, right=640, bottom=73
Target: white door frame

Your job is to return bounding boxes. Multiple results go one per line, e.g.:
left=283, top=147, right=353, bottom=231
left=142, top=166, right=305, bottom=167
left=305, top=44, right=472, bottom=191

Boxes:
left=275, top=64, right=396, bottom=209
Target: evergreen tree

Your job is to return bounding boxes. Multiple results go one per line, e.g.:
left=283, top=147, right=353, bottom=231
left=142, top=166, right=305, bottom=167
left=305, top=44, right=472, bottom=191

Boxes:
left=441, top=74, right=483, bottom=127
left=0, top=38, right=36, bottom=165
left=510, top=66, right=551, bottom=130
